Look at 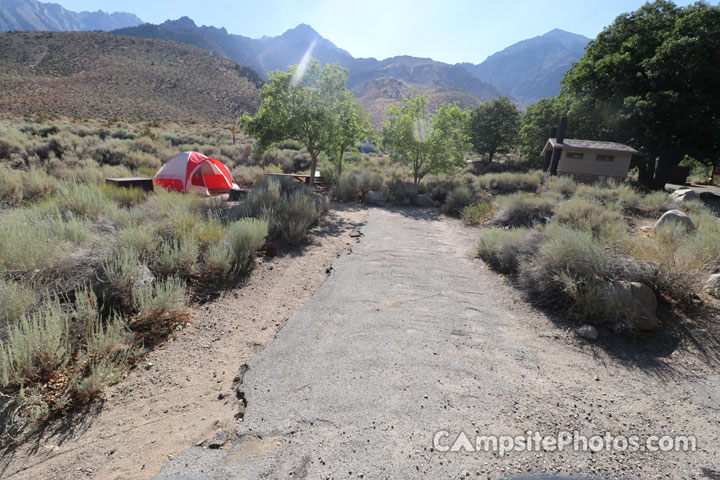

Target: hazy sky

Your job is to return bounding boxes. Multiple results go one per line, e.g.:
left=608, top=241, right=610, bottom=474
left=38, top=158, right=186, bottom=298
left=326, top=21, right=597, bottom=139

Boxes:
left=56, top=0, right=696, bottom=64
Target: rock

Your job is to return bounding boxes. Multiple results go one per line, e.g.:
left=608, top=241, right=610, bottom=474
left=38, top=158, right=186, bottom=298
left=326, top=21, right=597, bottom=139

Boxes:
left=639, top=225, right=654, bottom=233
left=313, top=194, right=330, bottom=212
left=365, top=190, right=385, bottom=205
left=653, top=209, right=696, bottom=233
left=413, top=194, right=434, bottom=207
left=699, top=191, right=716, bottom=200
left=136, top=263, right=155, bottom=286
left=705, top=273, right=720, bottom=296
left=601, top=281, right=659, bottom=330
left=208, top=430, right=227, bottom=449
left=670, top=188, right=698, bottom=202
left=576, top=324, right=599, bottom=340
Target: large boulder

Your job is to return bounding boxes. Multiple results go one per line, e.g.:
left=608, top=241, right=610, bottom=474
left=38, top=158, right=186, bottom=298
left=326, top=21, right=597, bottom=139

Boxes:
left=413, top=193, right=434, bottom=207
left=653, top=209, right=696, bottom=233
left=602, top=281, right=659, bottom=330
left=670, top=188, right=698, bottom=202
left=365, top=190, right=385, bottom=205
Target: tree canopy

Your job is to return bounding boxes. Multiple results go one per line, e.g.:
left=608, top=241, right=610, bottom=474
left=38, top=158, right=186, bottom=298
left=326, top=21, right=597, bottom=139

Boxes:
left=239, top=59, right=368, bottom=186
left=468, top=97, right=521, bottom=162
left=381, top=94, right=470, bottom=185
left=562, top=0, right=720, bottom=188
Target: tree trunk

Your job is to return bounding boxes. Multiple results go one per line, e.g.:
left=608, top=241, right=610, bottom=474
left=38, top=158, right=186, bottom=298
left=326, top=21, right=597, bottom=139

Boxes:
left=309, top=150, right=318, bottom=187
left=636, top=154, right=656, bottom=188
left=337, top=150, right=344, bottom=179
left=652, top=155, right=682, bottom=190
left=488, top=150, right=495, bottom=162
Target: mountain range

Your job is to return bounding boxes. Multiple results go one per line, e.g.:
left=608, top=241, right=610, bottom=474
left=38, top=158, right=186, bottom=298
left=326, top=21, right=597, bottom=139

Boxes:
left=458, top=29, right=590, bottom=104
left=0, top=0, right=593, bottom=123
left=0, top=0, right=142, bottom=32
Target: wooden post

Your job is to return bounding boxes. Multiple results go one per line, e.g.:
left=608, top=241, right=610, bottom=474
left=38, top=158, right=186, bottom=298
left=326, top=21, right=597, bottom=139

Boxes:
left=549, top=116, right=568, bottom=176
left=231, top=126, right=236, bottom=145
left=543, top=126, right=557, bottom=172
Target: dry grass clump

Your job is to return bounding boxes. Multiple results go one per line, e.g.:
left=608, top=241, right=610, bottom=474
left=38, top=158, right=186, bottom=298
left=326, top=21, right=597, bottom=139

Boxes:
left=479, top=178, right=720, bottom=327
left=225, top=218, right=269, bottom=271
left=477, top=227, right=541, bottom=273
left=237, top=178, right=321, bottom=245
left=56, top=182, right=118, bottom=219
left=335, top=168, right=383, bottom=202
left=492, top=192, right=555, bottom=227
left=553, top=197, right=627, bottom=243
left=543, top=175, right=577, bottom=197
left=0, top=167, right=59, bottom=205
left=519, top=224, right=613, bottom=319
left=476, top=171, right=543, bottom=194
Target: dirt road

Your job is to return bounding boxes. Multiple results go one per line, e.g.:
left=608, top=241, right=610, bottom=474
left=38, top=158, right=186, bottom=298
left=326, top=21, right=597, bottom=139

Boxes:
left=156, top=207, right=719, bottom=479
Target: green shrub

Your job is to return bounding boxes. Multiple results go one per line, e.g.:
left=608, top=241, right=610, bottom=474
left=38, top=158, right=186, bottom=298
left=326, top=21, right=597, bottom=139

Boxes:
left=553, top=197, right=627, bottom=243
left=477, top=227, right=540, bottom=273
left=424, top=175, right=460, bottom=202
left=271, top=190, right=322, bottom=244
left=382, top=176, right=418, bottom=205
left=153, top=237, right=199, bottom=277
left=0, top=300, right=71, bottom=386
left=519, top=225, right=612, bottom=313
left=335, top=168, right=383, bottom=202
left=201, top=243, right=237, bottom=283
left=225, top=218, right=269, bottom=271
left=444, top=185, right=474, bottom=216
left=99, top=184, right=146, bottom=208
left=461, top=200, right=494, bottom=225
left=132, top=276, right=188, bottom=334
left=193, top=217, right=227, bottom=249
left=0, top=279, right=37, bottom=327
left=544, top=175, right=577, bottom=197
left=102, top=247, right=143, bottom=311
left=0, top=167, right=24, bottom=205
left=493, top=193, right=555, bottom=227
left=116, top=225, right=161, bottom=260
left=0, top=208, right=90, bottom=276
left=636, top=191, right=676, bottom=216
left=57, top=182, right=117, bottom=219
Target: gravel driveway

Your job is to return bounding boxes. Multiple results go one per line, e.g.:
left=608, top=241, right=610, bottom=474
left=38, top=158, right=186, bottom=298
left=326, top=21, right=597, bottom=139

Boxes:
left=156, top=207, right=719, bottom=479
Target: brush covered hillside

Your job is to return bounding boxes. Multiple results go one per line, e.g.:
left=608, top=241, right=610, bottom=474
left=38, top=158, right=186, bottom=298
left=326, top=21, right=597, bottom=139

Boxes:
left=459, top=29, right=590, bottom=104
left=114, top=19, right=507, bottom=110
left=0, top=0, right=142, bottom=31
left=0, top=31, right=263, bottom=122
left=352, top=77, right=486, bottom=129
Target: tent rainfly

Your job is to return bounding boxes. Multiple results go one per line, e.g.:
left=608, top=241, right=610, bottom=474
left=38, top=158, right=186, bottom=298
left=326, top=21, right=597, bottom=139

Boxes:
left=154, top=151, right=236, bottom=196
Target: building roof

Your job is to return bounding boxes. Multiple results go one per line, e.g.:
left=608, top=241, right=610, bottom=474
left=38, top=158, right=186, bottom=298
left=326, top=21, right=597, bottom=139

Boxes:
left=541, top=138, right=638, bottom=156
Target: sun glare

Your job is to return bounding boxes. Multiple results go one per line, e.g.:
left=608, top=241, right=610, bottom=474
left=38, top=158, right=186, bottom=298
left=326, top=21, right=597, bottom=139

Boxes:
left=291, top=38, right=318, bottom=87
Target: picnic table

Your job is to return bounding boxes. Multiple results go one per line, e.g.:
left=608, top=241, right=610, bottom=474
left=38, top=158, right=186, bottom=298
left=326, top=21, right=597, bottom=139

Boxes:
left=105, top=177, right=154, bottom=192
left=265, top=172, right=323, bottom=185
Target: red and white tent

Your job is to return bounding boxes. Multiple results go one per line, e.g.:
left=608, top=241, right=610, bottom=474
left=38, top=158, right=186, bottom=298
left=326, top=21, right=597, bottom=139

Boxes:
left=154, top=152, right=235, bottom=196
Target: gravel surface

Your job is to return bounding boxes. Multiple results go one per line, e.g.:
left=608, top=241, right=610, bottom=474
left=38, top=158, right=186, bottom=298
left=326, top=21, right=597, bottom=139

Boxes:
left=155, top=207, right=720, bottom=479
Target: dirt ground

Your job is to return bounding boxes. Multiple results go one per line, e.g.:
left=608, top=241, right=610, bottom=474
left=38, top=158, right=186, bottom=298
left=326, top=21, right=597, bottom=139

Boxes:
left=0, top=203, right=368, bottom=480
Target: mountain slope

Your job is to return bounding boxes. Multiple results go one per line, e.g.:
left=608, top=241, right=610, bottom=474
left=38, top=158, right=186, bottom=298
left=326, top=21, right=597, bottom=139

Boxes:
left=459, top=29, right=590, bottom=104
left=352, top=77, right=486, bottom=129
left=113, top=20, right=507, bottom=104
left=0, top=31, right=262, bottom=122
left=0, top=0, right=142, bottom=31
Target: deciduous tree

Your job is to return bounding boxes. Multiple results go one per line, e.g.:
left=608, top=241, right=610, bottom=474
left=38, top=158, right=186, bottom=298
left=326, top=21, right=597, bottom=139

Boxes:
left=563, top=0, right=720, bottom=188
left=468, top=97, right=521, bottom=162
left=381, top=94, right=470, bottom=185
